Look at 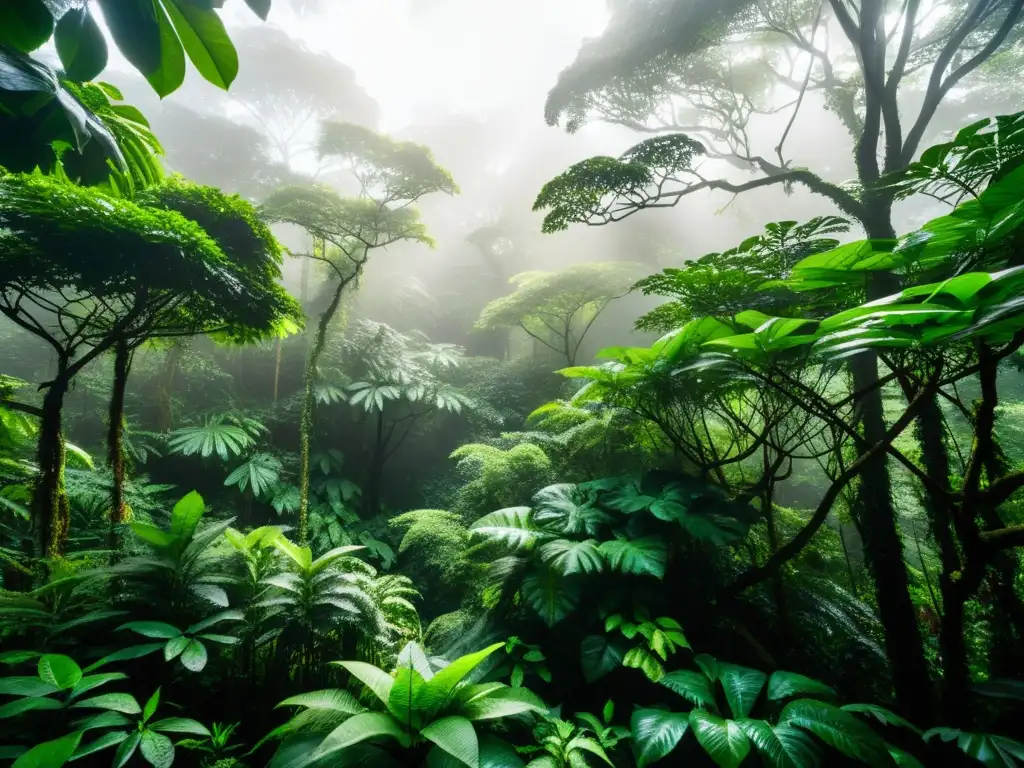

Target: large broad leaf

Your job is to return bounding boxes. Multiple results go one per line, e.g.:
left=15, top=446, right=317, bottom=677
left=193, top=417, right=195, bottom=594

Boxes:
left=717, top=663, right=766, bottom=718
left=170, top=491, right=204, bottom=540
left=277, top=689, right=367, bottom=715
left=13, top=731, right=82, bottom=768
left=521, top=569, right=582, bottom=626
left=54, top=5, right=108, bottom=81
left=421, top=716, right=479, bottom=768
left=767, top=671, right=835, bottom=702
left=387, top=666, right=429, bottom=730
left=537, top=539, right=603, bottom=575
left=457, top=685, right=546, bottom=721
left=38, top=655, right=82, bottom=691
left=660, top=670, right=716, bottom=708
left=469, top=508, right=538, bottom=549
left=924, top=728, right=1024, bottom=767
left=97, top=0, right=186, bottom=98
left=579, top=634, right=626, bottom=683
left=163, top=0, right=238, bottom=89
left=396, top=643, right=435, bottom=681
left=781, top=699, right=893, bottom=766
left=598, top=537, right=667, bottom=579
left=689, top=710, right=751, bottom=768
left=314, top=712, right=409, bottom=759
left=631, top=709, right=689, bottom=767
left=332, top=661, right=394, bottom=708
left=737, top=719, right=820, bottom=768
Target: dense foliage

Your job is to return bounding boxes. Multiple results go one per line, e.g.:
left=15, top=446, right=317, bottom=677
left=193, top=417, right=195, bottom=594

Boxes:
left=2, top=1, right=1024, bottom=767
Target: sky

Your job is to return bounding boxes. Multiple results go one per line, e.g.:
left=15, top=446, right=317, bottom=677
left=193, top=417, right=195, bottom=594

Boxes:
left=222, top=0, right=611, bottom=131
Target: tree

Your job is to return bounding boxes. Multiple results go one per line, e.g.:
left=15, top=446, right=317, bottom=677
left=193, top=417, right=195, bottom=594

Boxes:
left=536, top=0, right=1024, bottom=721
left=0, top=172, right=301, bottom=558
left=476, top=262, right=642, bottom=366
left=260, top=122, right=457, bottom=544
left=230, top=27, right=380, bottom=168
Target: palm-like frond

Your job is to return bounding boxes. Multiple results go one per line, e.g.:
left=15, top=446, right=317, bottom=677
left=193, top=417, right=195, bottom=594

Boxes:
left=168, top=418, right=258, bottom=461
left=225, top=453, right=283, bottom=497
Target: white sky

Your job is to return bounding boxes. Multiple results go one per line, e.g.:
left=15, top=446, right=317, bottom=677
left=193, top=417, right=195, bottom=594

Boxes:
left=224, top=0, right=610, bottom=130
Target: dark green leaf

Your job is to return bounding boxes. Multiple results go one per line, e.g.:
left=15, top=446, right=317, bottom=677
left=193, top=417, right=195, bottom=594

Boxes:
left=243, top=0, right=271, bottom=19
left=767, top=671, right=835, bottom=702
left=0, top=676, right=59, bottom=697
left=0, top=0, right=54, bottom=52
left=781, top=699, right=892, bottom=766
left=54, top=6, right=108, bottom=81
left=737, top=720, right=820, bottom=768
left=660, top=670, right=717, bottom=708
left=13, top=731, right=82, bottom=768
left=718, top=663, right=766, bottom=718
left=113, top=732, right=141, bottom=768
left=0, top=697, right=63, bottom=719
left=580, top=634, right=625, bottom=683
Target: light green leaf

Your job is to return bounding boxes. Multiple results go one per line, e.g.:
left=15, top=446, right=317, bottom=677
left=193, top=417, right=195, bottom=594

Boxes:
left=118, top=622, right=181, bottom=640
left=631, top=709, right=689, bottom=767
left=170, top=491, right=204, bottom=539
left=70, top=730, right=130, bottom=761
left=71, top=693, right=141, bottom=715
left=598, top=537, right=667, bottom=579
left=313, top=712, right=409, bottom=759
left=139, top=731, right=174, bottom=768
left=718, top=663, right=766, bottom=718
left=537, top=539, right=604, bottom=575
left=180, top=640, right=208, bottom=672
left=0, top=696, right=63, bottom=719
left=660, top=670, right=717, bottom=708
left=421, top=716, right=479, bottom=768
left=112, top=732, right=140, bottom=768
left=458, top=685, right=546, bottom=721
left=332, top=661, right=394, bottom=707
left=143, top=689, right=160, bottom=723
left=0, top=676, right=59, bottom=697
left=418, top=643, right=506, bottom=720
left=277, top=689, right=367, bottom=715
left=163, top=636, right=189, bottom=662
left=164, top=0, right=238, bottom=89
left=149, top=718, right=210, bottom=736
left=690, top=710, right=751, bottom=768
left=469, top=508, right=538, bottom=549
left=68, top=673, right=128, bottom=702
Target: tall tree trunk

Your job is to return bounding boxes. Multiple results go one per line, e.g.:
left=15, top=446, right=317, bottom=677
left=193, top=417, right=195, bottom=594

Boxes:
left=108, top=341, right=131, bottom=550
left=273, top=338, right=283, bottom=405
left=848, top=201, right=933, bottom=723
left=298, top=279, right=347, bottom=544
left=34, top=366, right=72, bottom=559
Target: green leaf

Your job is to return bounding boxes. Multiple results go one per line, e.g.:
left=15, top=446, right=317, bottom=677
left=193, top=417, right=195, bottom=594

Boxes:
left=186, top=609, right=244, bottom=634
left=149, top=718, right=210, bottom=736
left=781, top=699, right=892, bottom=766
left=469, top=507, right=538, bottom=549
left=143, top=689, right=160, bottom=723
left=70, top=730, right=130, bottom=761
left=170, top=491, right=204, bottom=539
left=0, top=676, right=59, bottom=697
left=163, top=636, right=189, bottom=662
left=387, top=666, right=428, bottom=729
left=13, top=731, right=82, bottom=768
left=458, top=685, right=546, bottom=721
left=180, top=640, right=208, bottom=672
left=418, top=643, right=506, bottom=720
left=421, top=716, right=479, bottom=768
left=313, top=712, right=409, bottom=759
left=736, top=720, right=820, bottom=768
left=37, top=655, right=82, bottom=691
left=0, top=696, right=63, bottom=718
left=118, top=621, right=182, bottom=639
left=841, top=704, right=921, bottom=735
left=0, top=0, right=54, bottom=52
left=276, top=689, right=367, bottom=714
left=887, top=746, right=925, bottom=768
left=631, top=709, right=689, bottom=767
left=537, top=539, right=604, bottom=575
left=54, top=6, right=108, bottom=81
left=112, top=732, right=141, bottom=768
left=332, top=661, right=394, bottom=708
left=690, top=710, right=751, bottom=768
left=598, top=537, right=667, bottom=579
left=140, top=731, right=174, bottom=768
left=74, top=712, right=133, bottom=731
left=521, top=569, right=581, bottom=626
left=580, top=635, right=625, bottom=683
left=660, top=670, right=717, bottom=708
left=98, top=0, right=186, bottom=97
left=71, top=693, right=141, bottom=715
left=0, top=651, right=41, bottom=664
left=83, top=644, right=164, bottom=673
left=68, top=673, right=129, bottom=702
left=767, top=671, right=835, bottom=702
left=130, top=524, right=175, bottom=549
left=718, top=663, right=766, bottom=718
left=163, top=0, right=238, bottom=89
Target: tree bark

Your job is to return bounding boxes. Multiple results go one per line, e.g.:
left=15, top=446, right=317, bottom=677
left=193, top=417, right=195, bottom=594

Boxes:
left=108, top=341, right=132, bottom=550
left=298, top=278, right=347, bottom=544
left=34, top=365, right=72, bottom=559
